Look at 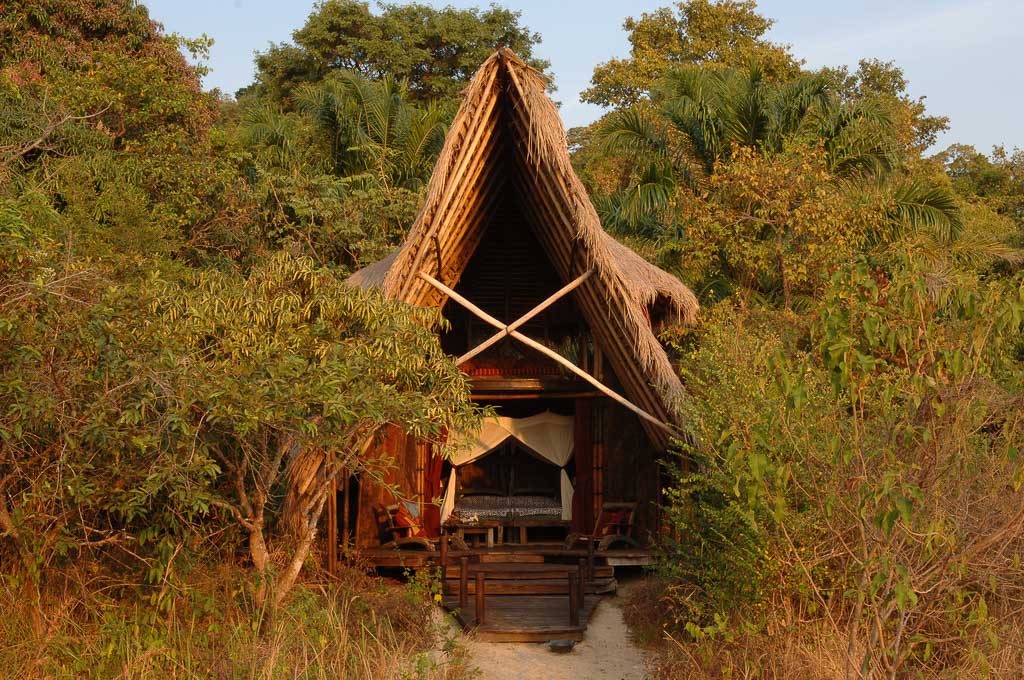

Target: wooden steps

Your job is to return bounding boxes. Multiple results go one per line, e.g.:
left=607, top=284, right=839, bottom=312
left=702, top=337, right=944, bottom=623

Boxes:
left=444, top=594, right=600, bottom=642
left=444, top=576, right=614, bottom=596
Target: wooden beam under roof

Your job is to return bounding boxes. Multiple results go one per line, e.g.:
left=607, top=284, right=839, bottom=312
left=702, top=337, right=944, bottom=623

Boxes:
left=470, top=377, right=593, bottom=393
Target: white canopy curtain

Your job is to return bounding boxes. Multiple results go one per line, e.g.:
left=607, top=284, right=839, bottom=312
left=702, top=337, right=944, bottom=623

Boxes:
left=440, top=411, right=575, bottom=523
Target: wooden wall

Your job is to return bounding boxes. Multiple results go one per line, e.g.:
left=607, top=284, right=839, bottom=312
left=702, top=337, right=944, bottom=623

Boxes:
left=600, top=400, right=662, bottom=543
left=594, top=348, right=664, bottom=544
left=354, top=426, right=422, bottom=548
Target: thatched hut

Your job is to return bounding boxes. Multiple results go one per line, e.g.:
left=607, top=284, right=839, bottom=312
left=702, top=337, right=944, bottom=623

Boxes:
left=336, top=48, right=697, bottom=563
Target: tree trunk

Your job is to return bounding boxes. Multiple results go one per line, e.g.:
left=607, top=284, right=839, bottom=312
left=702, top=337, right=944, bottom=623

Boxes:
left=248, top=521, right=272, bottom=607
left=272, top=492, right=328, bottom=608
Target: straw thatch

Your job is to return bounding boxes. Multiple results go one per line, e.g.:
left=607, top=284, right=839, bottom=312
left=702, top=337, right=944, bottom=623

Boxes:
left=346, top=48, right=698, bottom=448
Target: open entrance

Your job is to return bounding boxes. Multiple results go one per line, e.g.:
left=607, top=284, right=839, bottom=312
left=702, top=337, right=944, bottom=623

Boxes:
left=441, top=401, right=576, bottom=544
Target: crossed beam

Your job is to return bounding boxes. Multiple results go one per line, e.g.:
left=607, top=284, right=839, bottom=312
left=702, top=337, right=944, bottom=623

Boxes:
left=417, top=271, right=677, bottom=434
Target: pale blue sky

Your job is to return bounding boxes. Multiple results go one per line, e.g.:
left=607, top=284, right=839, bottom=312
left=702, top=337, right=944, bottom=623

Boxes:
left=145, top=0, right=1023, bottom=153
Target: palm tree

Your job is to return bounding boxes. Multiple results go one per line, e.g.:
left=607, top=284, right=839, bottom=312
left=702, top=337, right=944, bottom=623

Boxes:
left=240, top=104, right=324, bottom=177
left=294, top=72, right=449, bottom=191
left=598, top=62, right=969, bottom=243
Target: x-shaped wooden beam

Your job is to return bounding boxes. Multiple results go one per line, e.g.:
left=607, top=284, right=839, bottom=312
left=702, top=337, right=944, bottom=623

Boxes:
left=418, top=271, right=677, bottom=434
left=456, top=268, right=595, bottom=366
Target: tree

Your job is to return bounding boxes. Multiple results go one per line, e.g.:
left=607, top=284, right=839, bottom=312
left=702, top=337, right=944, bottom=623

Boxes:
left=822, top=58, right=950, bottom=152
left=238, top=71, right=446, bottom=268
left=664, top=260, right=1024, bottom=675
left=588, top=61, right=985, bottom=308
left=146, top=254, right=479, bottom=610
left=293, top=71, right=449, bottom=190
left=939, top=143, right=1024, bottom=232
left=246, top=0, right=549, bottom=104
left=1, top=1, right=477, bottom=618
left=582, top=0, right=799, bottom=108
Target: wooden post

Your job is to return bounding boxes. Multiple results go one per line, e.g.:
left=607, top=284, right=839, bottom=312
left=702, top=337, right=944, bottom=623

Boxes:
left=459, top=556, right=469, bottom=610
left=439, top=533, right=449, bottom=590
left=475, top=572, right=486, bottom=625
left=341, top=471, right=350, bottom=557
left=578, top=557, right=587, bottom=604
left=593, top=348, right=604, bottom=530
left=326, top=477, right=337, bottom=577
left=587, top=539, right=595, bottom=584
left=568, top=570, right=579, bottom=627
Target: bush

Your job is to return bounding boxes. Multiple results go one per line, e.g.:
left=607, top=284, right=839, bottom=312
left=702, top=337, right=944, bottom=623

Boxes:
left=654, top=259, right=1024, bottom=676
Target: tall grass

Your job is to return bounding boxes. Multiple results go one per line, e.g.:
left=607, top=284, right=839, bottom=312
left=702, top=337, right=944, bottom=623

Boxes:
left=623, top=577, right=1024, bottom=679
left=0, top=561, right=470, bottom=679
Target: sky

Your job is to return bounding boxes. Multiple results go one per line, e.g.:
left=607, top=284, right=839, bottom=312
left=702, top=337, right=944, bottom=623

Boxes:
left=145, top=0, right=1024, bottom=153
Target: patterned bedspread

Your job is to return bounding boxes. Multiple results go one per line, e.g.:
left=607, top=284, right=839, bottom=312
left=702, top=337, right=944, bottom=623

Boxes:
left=510, top=495, right=561, bottom=519
left=453, top=495, right=510, bottom=521
left=452, top=494, right=561, bottom=521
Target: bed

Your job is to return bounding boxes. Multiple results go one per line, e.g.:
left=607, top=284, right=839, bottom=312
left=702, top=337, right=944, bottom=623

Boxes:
left=507, top=490, right=561, bottom=519
left=452, top=492, right=512, bottom=522
left=451, top=489, right=561, bottom=522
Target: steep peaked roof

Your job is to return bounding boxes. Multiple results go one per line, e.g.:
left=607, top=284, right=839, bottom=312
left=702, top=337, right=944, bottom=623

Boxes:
left=348, top=48, right=698, bottom=448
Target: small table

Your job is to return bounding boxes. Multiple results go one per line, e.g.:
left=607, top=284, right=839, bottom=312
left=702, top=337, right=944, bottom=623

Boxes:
left=514, top=518, right=571, bottom=545
left=448, top=521, right=503, bottom=548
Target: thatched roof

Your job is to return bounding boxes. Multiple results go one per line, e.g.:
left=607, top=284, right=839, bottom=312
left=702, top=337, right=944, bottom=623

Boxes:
left=346, top=48, right=698, bottom=448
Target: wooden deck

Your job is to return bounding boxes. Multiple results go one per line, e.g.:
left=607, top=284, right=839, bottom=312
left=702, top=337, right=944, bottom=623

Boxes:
left=362, top=542, right=652, bottom=568
left=443, top=594, right=601, bottom=642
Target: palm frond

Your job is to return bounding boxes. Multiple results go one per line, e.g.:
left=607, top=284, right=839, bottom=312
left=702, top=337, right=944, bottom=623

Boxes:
left=599, top=108, right=671, bottom=159
left=888, top=178, right=964, bottom=244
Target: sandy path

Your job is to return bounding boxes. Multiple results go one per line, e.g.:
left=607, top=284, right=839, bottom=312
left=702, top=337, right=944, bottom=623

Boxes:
left=464, top=589, right=650, bottom=680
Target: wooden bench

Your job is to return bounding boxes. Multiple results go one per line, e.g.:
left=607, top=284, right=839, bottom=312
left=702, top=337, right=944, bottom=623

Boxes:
left=460, top=561, right=585, bottom=627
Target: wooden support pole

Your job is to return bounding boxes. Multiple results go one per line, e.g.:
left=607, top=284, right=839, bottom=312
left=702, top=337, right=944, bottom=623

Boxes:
left=327, top=477, right=338, bottom=577
left=457, top=268, right=595, bottom=365
left=578, top=557, right=587, bottom=606
left=587, top=540, right=595, bottom=584
left=459, top=556, right=469, bottom=610
left=568, top=571, right=579, bottom=627
left=439, top=533, right=449, bottom=589
left=419, top=272, right=679, bottom=435
left=341, top=471, right=350, bottom=558
left=475, top=572, right=486, bottom=625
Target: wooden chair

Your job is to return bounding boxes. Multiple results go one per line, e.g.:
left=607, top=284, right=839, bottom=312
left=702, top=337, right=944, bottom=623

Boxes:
left=564, top=501, right=639, bottom=551
left=377, top=504, right=435, bottom=550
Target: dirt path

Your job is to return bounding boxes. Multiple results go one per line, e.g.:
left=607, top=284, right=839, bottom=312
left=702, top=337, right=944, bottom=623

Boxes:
left=464, top=586, right=650, bottom=680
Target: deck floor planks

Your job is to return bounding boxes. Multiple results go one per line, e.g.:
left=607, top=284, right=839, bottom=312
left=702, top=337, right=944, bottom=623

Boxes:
left=362, top=542, right=652, bottom=568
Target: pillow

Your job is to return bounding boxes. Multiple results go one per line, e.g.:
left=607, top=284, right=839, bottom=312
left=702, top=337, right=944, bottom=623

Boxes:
left=595, top=510, right=630, bottom=536
left=394, top=504, right=426, bottom=537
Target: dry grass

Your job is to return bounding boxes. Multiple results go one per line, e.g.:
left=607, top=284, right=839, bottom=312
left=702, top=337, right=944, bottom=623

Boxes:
left=622, top=576, right=1024, bottom=679
left=0, top=560, right=472, bottom=680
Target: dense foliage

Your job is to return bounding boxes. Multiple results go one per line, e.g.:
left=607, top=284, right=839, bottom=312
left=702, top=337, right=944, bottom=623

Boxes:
left=572, top=2, right=1024, bottom=677
left=0, top=0, right=479, bottom=622
left=2, top=0, right=1023, bottom=677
